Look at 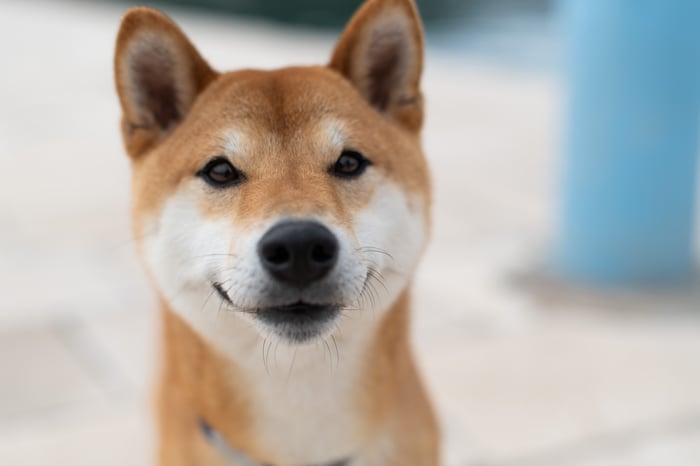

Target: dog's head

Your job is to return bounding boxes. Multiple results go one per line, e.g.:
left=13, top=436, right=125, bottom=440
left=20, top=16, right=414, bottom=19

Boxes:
left=115, top=0, right=430, bottom=345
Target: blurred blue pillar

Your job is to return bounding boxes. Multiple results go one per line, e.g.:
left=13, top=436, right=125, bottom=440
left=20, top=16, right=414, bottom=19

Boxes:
left=557, top=0, right=700, bottom=285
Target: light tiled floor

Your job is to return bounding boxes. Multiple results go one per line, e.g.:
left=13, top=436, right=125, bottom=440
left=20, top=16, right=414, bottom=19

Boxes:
left=1, top=1, right=700, bottom=465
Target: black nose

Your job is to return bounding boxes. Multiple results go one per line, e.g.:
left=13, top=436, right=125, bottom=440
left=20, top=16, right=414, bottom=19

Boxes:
left=258, top=221, right=339, bottom=288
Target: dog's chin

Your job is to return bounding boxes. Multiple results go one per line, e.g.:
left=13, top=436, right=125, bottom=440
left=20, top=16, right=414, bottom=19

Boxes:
left=254, top=302, right=341, bottom=345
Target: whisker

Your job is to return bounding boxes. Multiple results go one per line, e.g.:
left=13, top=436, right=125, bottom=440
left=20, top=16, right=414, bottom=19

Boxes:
left=323, top=339, right=333, bottom=371
left=367, top=267, right=389, bottom=294
left=262, top=339, right=270, bottom=375
left=356, top=285, right=371, bottom=311
left=383, top=266, right=407, bottom=277
left=286, top=347, right=299, bottom=384
left=217, top=295, right=225, bottom=317
left=362, top=276, right=379, bottom=311
left=266, top=338, right=274, bottom=373
left=357, top=246, right=394, bottom=261
left=200, top=286, right=217, bottom=312
left=273, top=341, right=280, bottom=369
left=331, top=335, right=340, bottom=368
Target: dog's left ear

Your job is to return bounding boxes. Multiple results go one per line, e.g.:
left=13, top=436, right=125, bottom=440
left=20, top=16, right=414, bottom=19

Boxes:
left=329, top=0, right=425, bottom=132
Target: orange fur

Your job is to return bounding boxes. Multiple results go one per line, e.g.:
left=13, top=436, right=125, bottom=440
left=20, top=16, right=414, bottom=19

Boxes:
left=114, top=1, right=438, bottom=465
left=156, top=291, right=438, bottom=466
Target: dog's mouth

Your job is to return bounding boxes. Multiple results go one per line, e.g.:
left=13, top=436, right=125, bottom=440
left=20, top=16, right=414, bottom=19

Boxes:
left=213, top=283, right=341, bottom=344
left=256, top=302, right=341, bottom=344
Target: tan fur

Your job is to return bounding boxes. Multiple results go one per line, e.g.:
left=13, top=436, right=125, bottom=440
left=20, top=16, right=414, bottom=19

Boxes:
left=114, top=1, right=438, bottom=465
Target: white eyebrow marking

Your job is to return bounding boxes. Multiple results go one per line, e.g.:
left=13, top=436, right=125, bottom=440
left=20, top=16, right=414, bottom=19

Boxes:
left=323, top=119, right=347, bottom=150
left=220, top=130, right=245, bottom=157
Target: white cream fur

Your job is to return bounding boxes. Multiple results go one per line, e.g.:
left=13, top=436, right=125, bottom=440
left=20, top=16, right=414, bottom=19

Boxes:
left=141, top=173, right=426, bottom=464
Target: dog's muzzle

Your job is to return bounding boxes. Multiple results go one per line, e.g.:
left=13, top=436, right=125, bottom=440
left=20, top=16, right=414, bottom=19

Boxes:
left=211, top=220, right=347, bottom=344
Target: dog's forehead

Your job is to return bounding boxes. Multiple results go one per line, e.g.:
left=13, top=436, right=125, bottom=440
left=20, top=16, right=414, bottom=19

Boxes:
left=197, top=67, right=360, bottom=133
left=173, top=66, right=371, bottom=169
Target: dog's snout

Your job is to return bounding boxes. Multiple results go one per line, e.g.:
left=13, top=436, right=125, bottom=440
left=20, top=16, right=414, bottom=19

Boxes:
left=258, top=221, right=339, bottom=288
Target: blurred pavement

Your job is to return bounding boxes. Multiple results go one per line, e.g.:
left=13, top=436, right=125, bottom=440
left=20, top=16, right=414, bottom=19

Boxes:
left=1, top=1, right=700, bottom=465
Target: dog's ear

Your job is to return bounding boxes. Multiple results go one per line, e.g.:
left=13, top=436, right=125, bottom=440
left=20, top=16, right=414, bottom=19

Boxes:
left=329, top=0, right=425, bottom=132
left=114, top=8, right=218, bottom=158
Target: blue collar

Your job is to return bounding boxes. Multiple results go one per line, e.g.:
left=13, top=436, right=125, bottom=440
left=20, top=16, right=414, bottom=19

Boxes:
left=199, top=419, right=351, bottom=466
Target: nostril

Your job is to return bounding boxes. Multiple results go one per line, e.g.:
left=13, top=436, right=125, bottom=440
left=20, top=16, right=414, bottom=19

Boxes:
left=310, top=242, right=336, bottom=264
left=263, top=243, right=290, bottom=265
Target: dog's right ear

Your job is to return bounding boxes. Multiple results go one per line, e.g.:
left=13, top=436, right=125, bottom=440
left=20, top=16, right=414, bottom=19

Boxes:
left=114, top=8, right=217, bottom=158
left=329, top=0, right=425, bottom=132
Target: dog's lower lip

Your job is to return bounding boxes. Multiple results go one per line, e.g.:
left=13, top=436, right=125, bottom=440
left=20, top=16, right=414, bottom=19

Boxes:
left=256, top=302, right=340, bottom=344
left=257, top=302, right=339, bottom=318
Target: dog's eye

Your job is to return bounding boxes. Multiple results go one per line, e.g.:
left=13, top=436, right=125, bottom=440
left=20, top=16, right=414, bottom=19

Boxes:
left=198, top=158, right=243, bottom=188
left=331, top=150, right=370, bottom=178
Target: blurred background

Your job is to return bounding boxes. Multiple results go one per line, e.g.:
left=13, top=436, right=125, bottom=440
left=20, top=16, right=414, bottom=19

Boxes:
left=1, top=0, right=699, bottom=465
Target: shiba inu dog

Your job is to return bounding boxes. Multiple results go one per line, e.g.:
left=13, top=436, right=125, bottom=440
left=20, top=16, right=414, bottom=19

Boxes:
left=114, top=0, right=438, bottom=464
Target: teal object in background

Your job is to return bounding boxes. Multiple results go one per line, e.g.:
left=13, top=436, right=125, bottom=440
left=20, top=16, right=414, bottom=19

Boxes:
left=557, top=0, right=700, bottom=284
left=108, top=0, right=468, bottom=27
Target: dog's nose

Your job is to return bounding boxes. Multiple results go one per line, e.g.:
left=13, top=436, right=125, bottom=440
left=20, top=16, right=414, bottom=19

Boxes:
left=258, top=221, right=339, bottom=288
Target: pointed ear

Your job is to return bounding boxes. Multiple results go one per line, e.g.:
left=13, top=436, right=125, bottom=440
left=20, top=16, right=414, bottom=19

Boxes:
left=114, top=8, right=218, bottom=158
left=329, top=0, right=425, bottom=132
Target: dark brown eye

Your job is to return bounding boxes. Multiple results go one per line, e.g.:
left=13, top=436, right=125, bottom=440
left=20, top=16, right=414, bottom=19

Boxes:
left=198, top=157, right=242, bottom=188
left=331, top=150, right=370, bottom=178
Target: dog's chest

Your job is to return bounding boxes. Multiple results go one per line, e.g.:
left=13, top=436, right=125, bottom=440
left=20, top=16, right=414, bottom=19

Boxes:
left=208, top=314, right=381, bottom=465
left=249, top=354, right=362, bottom=462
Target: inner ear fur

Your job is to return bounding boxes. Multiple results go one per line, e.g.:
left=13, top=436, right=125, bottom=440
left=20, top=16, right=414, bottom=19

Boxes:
left=114, top=7, right=218, bottom=158
left=329, top=0, right=425, bottom=132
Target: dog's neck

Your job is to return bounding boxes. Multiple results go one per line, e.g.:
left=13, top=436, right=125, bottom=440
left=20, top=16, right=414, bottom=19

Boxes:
left=157, top=291, right=412, bottom=466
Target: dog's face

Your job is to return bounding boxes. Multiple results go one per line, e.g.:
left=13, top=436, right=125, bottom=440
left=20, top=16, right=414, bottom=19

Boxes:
left=115, top=0, right=429, bottom=345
